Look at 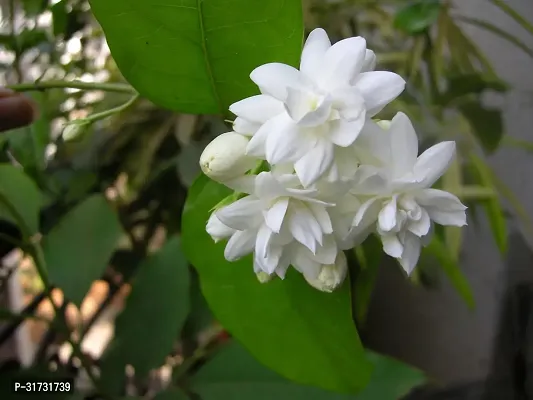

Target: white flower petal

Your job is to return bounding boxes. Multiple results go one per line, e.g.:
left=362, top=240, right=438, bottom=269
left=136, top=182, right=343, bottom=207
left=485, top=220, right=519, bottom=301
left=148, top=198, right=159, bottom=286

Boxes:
left=255, top=224, right=280, bottom=274
left=265, top=115, right=312, bottom=164
left=288, top=205, right=321, bottom=253
left=229, top=95, right=284, bottom=123
left=331, top=87, right=366, bottom=121
left=313, top=235, right=338, bottom=265
left=389, top=112, right=418, bottom=177
left=308, top=202, right=333, bottom=234
left=300, top=28, right=331, bottom=80
left=329, top=117, right=365, bottom=147
left=355, top=120, right=391, bottom=166
left=378, top=197, right=398, bottom=232
left=382, top=234, right=403, bottom=258
left=265, top=198, right=289, bottom=233
left=254, top=172, right=290, bottom=202
left=206, top=213, right=236, bottom=243
left=293, top=249, right=322, bottom=281
left=285, top=87, right=332, bottom=127
left=340, top=226, right=372, bottom=250
left=425, top=209, right=467, bottom=227
left=233, top=117, right=260, bottom=136
left=246, top=119, right=271, bottom=158
left=224, top=230, right=256, bottom=261
left=361, top=49, right=376, bottom=73
left=318, top=36, right=367, bottom=90
left=354, top=71, right=406, bottom=116
left=294, top=141, right=335, bottom=187
left=224, top=175, right=256, bottom=194
left=414, top=142, right=456, bottom=187
left=398, top=232, right=422, bottom=275
left=408, top=208, right=431, bottom=237
left=274, top=251, right=291, bottom=279
left=216, top=196, right=262, bottom=230
left=415, top=188, right=467, bottom=211
left=353, top=197, right=381, bottom=230
left=250, top=63, right=305, bottom=101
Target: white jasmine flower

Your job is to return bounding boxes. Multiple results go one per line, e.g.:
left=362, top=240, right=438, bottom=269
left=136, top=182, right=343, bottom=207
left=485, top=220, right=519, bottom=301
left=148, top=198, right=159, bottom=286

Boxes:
left=304, top=251, right=348, bottom=293
left=199, top=132, right=257, bottom=183
left=350, top=112, right=467, bottom=274
left=229, top=28, right=405, bottom=187
left=206, top=213, right=236, bottom=243
left=214, top=171, right=338, bottom=277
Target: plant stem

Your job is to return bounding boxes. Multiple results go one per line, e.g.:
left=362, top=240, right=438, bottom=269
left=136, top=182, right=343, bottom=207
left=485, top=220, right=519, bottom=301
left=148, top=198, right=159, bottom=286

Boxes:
left=7, top=81, right=136, bottom=94
left=85, top=94, right=140, bottom=123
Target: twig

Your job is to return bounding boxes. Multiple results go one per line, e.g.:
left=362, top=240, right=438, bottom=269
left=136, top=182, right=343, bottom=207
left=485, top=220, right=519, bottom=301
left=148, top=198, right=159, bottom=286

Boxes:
left=0, top=291, right=47, bottom=346
left=7, top=81, right=136, bottom=94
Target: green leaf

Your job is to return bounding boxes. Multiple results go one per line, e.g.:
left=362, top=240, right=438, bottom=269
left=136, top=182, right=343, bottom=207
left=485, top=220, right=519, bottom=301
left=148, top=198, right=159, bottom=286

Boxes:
left=89, top=0, right=303, bottom=115
left=490, top=0, right=533, bottom=37
left=0, top=164, right=42, bottom=234
left=192, top=341, right=425, bottom=399
left=358, top=352, right=426, bottom=399
left=182, top=266, right=215, bottom=341
left=424, top=237, right=475, bottom=309
left=153, top=389, right=189, bottom=400
left=21, top=0, right=48, bottom=17
left=100, top=237, right=190, bottom=394
left=439, top=73, right=508, bottom=106
left=455, top=15, right=533, bottom=59
left=51, top=0, right=68, bottom=37
left=182, top=175, right=372, bottom=394
left=458, top=101, right=503, bottom=153
left=469, top=154, right=508, bottom=253
left=394, top=0, right=442, bottom=35
left=43, top=195, right=123, bottom=306
left=353, top=235, right=382, bottom=325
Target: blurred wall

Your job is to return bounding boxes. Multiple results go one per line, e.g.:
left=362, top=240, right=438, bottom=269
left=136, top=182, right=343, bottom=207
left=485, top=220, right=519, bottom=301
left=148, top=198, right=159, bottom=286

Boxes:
left=364, top=0, right=533, bottom=387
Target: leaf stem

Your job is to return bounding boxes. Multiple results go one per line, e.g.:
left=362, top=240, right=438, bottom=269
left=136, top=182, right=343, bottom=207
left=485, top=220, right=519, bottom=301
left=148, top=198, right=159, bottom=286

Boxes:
left=7, top=81, right=137, bottom=94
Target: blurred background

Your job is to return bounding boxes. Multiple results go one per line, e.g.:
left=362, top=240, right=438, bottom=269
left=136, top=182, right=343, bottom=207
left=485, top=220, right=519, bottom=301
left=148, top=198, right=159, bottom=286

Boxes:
left=1, top=0, right=533, bottom=399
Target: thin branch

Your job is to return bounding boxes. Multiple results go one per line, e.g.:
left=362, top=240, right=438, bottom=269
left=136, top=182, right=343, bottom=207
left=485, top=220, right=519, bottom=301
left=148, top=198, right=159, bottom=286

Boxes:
left=7, top=81, right=137, bottom=94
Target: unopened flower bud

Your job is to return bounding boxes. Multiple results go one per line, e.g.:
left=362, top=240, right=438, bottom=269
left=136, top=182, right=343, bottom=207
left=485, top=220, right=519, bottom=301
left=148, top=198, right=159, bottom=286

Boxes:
left=305, top=252, right=348, bottom=293
left=256, top=271, right=273, bottom=284
left=200, top=132, right=256, bottom=183
left=206, top=213, right=235, bottom=243
left=376, top=119, right=391, bottom=130
left=62, top=119, right=92, bottom=142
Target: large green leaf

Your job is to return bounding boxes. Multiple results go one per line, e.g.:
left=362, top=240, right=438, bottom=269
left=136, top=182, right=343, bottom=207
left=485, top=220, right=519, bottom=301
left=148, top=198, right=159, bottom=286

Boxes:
left=43, top=195, right=123, bottom=306
left=191, top=341, right=425, bottom=400
left=0, top=164, right=42, bottom=234
left=394, top=0, right=442, bottom=35
left=438, top=73, right=508, bottom=107
left=469, top=154, right=508, bottom=254
left=153, top=389, right=189, bottom=400
left=181, top=175, right=371, bottom=394
left=459, top=100, right=503, bottom=153
left=424, top=237, right=475, bottom=309
left=100, top=236, right=190, bottom=394
left=353, top=235, right=382, bottom=326
left=89, top=0, right=303, bottom=115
